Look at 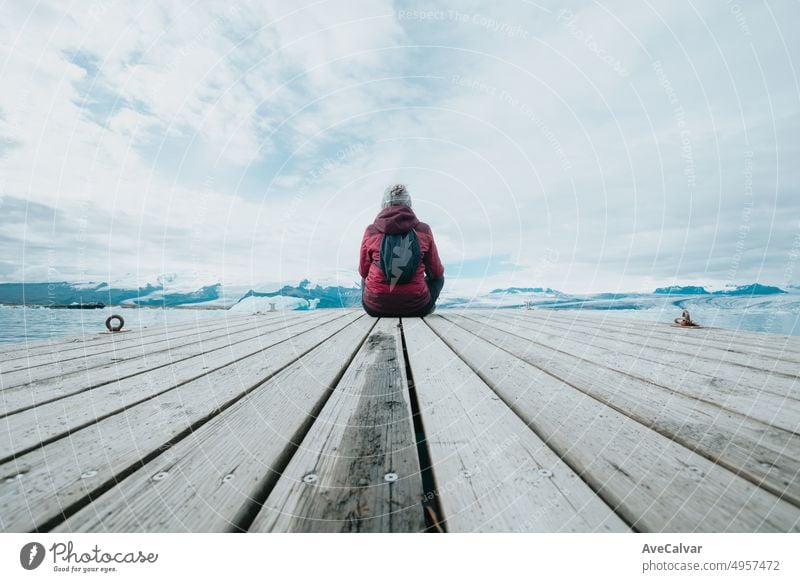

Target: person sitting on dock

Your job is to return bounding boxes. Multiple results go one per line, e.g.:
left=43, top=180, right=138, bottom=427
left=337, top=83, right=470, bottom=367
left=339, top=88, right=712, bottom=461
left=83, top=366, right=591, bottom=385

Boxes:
left=359, top=184, right=445, bottom=317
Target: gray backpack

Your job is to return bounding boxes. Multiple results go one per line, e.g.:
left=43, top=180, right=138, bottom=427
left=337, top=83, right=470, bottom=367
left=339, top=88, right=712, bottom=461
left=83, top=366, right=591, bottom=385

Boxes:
left=379, top=229, right=422, bottom=287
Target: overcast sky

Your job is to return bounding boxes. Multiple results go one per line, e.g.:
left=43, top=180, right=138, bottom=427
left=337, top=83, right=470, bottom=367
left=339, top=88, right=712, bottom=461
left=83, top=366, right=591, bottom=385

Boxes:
left=1, top=0, right=798, bottom=294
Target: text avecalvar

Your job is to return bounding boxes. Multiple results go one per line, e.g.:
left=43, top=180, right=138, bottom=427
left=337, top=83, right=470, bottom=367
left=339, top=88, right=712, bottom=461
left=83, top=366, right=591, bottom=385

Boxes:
left=642, top=544, right=702, bottom=554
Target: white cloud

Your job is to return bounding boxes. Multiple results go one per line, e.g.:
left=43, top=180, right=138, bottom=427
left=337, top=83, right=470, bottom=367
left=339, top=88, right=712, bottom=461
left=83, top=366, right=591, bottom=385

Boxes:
left=1, top=0, right=798, bottom=293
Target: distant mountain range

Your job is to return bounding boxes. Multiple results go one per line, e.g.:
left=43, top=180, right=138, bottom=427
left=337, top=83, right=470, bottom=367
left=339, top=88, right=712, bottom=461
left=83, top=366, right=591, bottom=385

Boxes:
left=0, top=279, right=791, bottom=311
left=0, top=281, right=223, bottom=307
left=654, top=283, right=786, bottom=296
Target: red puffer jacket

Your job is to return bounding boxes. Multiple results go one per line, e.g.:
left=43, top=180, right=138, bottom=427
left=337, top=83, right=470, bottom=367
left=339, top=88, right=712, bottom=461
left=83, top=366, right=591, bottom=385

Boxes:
left=359, top=205, right=445, bottom=315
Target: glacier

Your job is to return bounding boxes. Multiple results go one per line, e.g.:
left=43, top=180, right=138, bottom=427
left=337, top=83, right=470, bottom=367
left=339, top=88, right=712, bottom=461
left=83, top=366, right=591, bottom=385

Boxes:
left=1, top=279, right=798, bottom=336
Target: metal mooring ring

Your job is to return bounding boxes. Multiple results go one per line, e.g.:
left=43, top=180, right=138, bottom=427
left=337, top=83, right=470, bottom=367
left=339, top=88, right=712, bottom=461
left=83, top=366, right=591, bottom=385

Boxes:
left=105, top=314, right=125, bottom=332
left=673, top=309, right=700, bottom=327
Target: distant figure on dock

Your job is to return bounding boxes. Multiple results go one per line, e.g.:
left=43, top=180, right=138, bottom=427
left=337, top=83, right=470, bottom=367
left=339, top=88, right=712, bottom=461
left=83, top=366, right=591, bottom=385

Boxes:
left=359, top=184, right=445, bottom=317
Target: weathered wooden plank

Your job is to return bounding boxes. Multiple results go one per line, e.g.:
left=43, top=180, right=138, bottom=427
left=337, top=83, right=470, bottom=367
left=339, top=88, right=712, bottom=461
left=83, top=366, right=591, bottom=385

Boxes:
left=401, top=318, right=629, bottom=532
left=0, top=310, right=319, bottom=385
left=443, top=313, right=800, bottom=506
left=515, top=311, right=800, bottom=375
left=515, top=310, right=800, bottom=363
left=0, top=311, right=264, bottom=363
left=0, top=313, right=291, bottom=372
left=0, top=310, right=334, bottom=369
left=560, top=309, right=800, bottom=351
left=55, top=316, right=374, bottom=532
left=544, top=313, right=800, bottom=374
left=0, top=311, right=345, bottom=418
left=0, top=312, right=363, bottom=532
left=0, top=311, right=351, bottom=460
left=426, top=315, right=800, bottom=532
left=0, top=316, right=222, bottom=357
left=488, top=310, right=800, bottom=402
left=501, top=307, right=800, bottom=359
left=249, top=318, right=426, bottom=532
left=453, top=312, right=800, bottom=432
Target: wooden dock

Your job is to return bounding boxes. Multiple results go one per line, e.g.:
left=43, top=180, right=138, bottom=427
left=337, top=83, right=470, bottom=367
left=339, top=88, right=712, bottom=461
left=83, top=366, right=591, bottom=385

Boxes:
left=1, top=309, right=798, bottom=532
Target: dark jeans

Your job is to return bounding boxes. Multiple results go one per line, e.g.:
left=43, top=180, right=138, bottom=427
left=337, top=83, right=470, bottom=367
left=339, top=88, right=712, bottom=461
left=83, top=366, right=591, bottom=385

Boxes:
left=361, top=277, right=444, bottom=318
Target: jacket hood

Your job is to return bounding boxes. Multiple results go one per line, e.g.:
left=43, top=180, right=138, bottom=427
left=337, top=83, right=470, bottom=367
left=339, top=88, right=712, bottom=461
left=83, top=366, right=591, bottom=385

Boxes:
left=373, top=205, right=419, bottom=234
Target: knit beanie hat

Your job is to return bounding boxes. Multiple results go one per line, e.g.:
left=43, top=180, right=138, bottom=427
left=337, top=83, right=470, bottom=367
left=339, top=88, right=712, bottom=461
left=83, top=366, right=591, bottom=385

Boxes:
left=381, top=184, right=412, bottom=209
